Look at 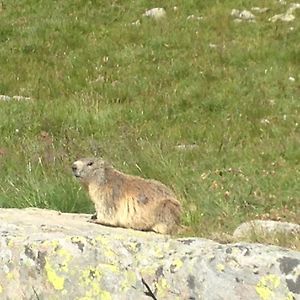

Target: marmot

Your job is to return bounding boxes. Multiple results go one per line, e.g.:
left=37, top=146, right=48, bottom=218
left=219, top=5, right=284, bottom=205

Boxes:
left=72, top=157, right=182, bottom=234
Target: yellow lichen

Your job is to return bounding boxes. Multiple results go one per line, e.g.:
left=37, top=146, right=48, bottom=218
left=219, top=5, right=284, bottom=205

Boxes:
left=256, top=274, right=280, bottom=300
left=100, top=263, right=119, bottom=273
left=0, top=284, right=3, bottom=294
left=99, top=290, right=112, bottom=300
left=95, top=236, right=116, bottom=258
left=127, top=242, right=139, bottom=253
left=216, top=263, right=225, bottom=272
left=156, top=278, right=169, bottom=298
left=79, top=267, right=111, bottom=300
left=114, top=234, right=124, bottom=240
left=50, top=240, right=60, bottom=248
left=141, top=266, right=157, bottom=276
left=71, top=236, right=86, bottom=244
left=171, top=258, right=183, bottom=272
left=154, top=247, right=164, bottom=259
left=121, top=271, right=136, bottom=291
left=45, top=258, right=65, bottom=290
left=6, top=272, right=14, bottom=280
left=286, top=292, right=295, bottom=300
left=7, top=240, right=14, bottom=248
left=41, top=240, right=60, bottom=250
left=232, top=247, right=241, bottom=256
left=57, top=248, right=72, bottom=273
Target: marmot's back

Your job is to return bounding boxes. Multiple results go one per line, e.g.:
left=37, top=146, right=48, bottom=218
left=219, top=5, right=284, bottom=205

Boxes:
left=72, top=158, right=183, bottom=234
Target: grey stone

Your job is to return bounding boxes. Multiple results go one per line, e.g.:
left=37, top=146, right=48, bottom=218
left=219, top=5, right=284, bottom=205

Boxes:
left=251, top=7, right=270, bottom=13
left=0, top=95, right=31, bottom=101
left=269, top=2, right=300, bottom=22
left=231, top=9, right=256, bottom=22
left=142, top=8, right=166, bottom=20
left=175, top=144, right=199, bottom=151
left=269, top=12, right=295, bottom=22
left=0, top=208, right=299, bottom=299
left=233, top=220, right=300, bottom=239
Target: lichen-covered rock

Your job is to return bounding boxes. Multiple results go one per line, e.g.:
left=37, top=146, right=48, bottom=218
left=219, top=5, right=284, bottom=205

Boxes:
left=0, top=208, right=299, bottom=299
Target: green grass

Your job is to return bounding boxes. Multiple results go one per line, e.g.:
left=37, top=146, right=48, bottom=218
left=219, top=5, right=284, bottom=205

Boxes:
left=0, top=0, right=299, bottom=247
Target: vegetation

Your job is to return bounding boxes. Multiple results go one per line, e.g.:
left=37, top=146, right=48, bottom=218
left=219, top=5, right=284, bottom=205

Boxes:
left=0, top=0, right=299, bottom=249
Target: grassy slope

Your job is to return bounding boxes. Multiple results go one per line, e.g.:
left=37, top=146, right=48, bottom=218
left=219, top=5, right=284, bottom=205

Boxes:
left=0, top=0, right=299, bottom=246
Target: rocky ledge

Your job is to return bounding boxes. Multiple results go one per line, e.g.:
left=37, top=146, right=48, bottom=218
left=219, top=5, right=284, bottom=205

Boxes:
left=0, top=208, right=299, bottom=299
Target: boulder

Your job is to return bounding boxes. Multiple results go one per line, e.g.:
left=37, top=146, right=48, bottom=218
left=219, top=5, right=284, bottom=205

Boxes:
left=0, top=208, right=299, bottom=299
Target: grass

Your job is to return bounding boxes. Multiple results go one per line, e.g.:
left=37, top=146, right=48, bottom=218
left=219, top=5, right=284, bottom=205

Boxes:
left=0, top=0, right=299, bottom=249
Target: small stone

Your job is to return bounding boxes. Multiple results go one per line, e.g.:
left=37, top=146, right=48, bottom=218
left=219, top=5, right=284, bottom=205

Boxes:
left=231, top=9, right=240, bottom=18
left=12, top=96, right=31, bottom=101
left=288, top=76, right=295, bottom=82
left=269, top=13, right=295, bottom=22
left=231, top=9, right=255, bottom=22
left=131, top=19, right=140, bottom=26
left=251, top=7, right=270, bottom=13
left=239, top=10, right=255, bottom=20
left=289, top=2, right=300, bottom=12
left=187, top=15, right=203, bottom=21
left=0, top=95, right=31, bottom=101
left=0, top=95, right=11, bottom=101
left=143, top=8, right=166, bottom=20
left=260, top=118, right=270, bottom=125
left=233, top=18, right=243, bottom=23
left=270, top=3, right=300, bottom=22
left=233, top=220, right=300, bottom=239
left=175, top=144, right=199, bottom=151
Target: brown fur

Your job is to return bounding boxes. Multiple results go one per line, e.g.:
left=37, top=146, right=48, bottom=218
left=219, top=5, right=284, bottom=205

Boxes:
left=72, top=158, right=182, bottom=234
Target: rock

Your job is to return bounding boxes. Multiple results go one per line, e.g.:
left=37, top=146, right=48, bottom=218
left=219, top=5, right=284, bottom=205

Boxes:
left=233, top=18, right=243, bottom=23
left=289, top=3, right=300, bottom=12
left=174, top=144, right=199, bottom=151
left=142, top=8, right=166, bottom=20
left=269, top=12, right=295, bottom=22
left=269, top=2, right=300, bottom=22
left=289, top=76, right=295, bottom=82
left=209, top=43, right=218, bottom=48
left=238, top=10, right=256, bottom=21
left=0, top=208, right=299, bottom=299
left=251, top=7, right=270, bottom=13
left=231, top=9, right=256, bottom=22
left=233, top=220, right=300, bottom=239
left=0, top=95, right=31, bottom=101
left=186, top=15, right=203, bottom=21
left=131, top=19, right=141, bottom=26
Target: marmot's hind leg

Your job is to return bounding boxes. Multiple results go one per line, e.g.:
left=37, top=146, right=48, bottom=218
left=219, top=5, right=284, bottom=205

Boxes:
left=152, top=199, right=182, bottom=234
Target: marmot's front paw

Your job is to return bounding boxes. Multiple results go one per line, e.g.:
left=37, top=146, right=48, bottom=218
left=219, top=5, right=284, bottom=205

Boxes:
left=87, top=218, right=99, bottom=224
left=91, top=213, right=97, bottom=220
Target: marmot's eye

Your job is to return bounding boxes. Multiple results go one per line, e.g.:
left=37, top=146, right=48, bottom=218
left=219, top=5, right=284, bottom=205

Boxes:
left=87, top=161, right=94, bottom=166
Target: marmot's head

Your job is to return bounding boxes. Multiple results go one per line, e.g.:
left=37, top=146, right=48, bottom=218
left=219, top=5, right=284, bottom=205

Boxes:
left=72, top=157, right=108, bottom=185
